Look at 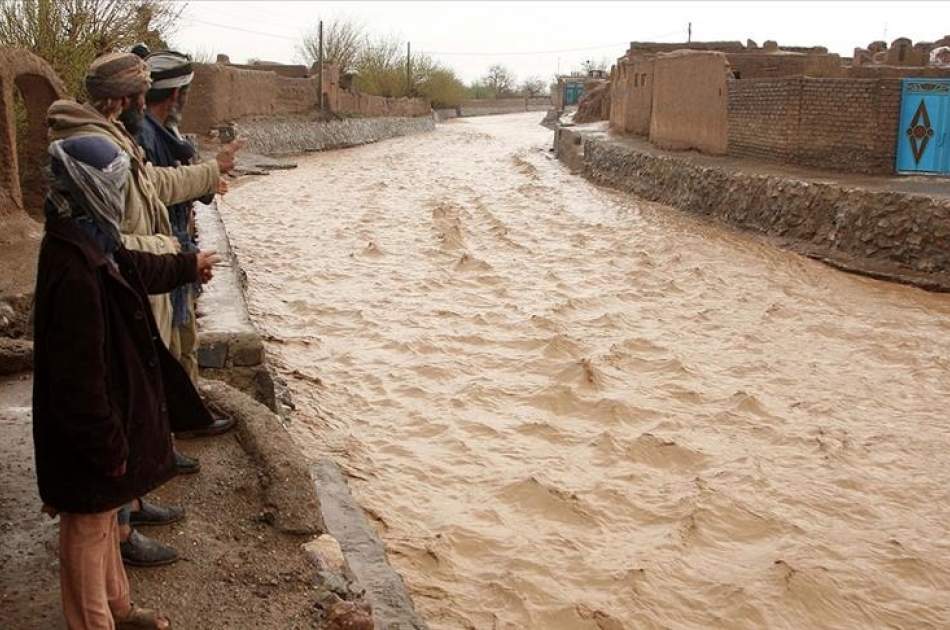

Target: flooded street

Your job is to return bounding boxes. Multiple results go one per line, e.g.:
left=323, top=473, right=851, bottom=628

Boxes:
left=221, top=112, right=950, bottom=629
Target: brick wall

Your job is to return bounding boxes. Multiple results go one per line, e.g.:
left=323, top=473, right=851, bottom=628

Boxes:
left=727, top=78, right=802, bottom=163
left=727, top=77, right=901, bottom=174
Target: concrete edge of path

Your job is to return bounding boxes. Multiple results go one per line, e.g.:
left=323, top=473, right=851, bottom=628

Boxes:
left=313, top=458, right=429, bottom=630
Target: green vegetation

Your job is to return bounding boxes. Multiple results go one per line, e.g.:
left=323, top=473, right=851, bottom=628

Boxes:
left=0, top=0, right=181, bottom=98
left=298, top=18, right=548, bottom=109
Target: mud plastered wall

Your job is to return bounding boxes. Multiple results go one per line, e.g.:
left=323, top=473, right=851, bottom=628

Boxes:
left=180, top=63, right=430, bottom=134
left=650, top=51, right=729, bottom=155
left=0, top=48, right=66, bottom=216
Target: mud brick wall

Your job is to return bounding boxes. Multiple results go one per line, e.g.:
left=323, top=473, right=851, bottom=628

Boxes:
left=727, top=77, right=901, bottom=174
left=610, top=57, right=654, bottom=135
left=0, top=48, right=66, bottom=215
left=797, top=78, right=901, bottom=174
left=180, top=63, right=430, bottom=134
left=726, top=53, right=845, bottom=79
left=727, top=78, right=802, bottom=163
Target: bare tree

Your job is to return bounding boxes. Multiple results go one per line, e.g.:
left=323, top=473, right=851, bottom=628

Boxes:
left=520, top=76, right=546, bottom=97
left=353, top=33, right=405, bottom=97
left=0, top=0, right=182, bottom=95
left=298, top=17, right=366, bottom=73
left=482, top=64, right=515, bottom=97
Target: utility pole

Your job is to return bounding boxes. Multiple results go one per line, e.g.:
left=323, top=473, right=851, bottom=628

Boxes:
left=318, top=20, right=324, bottom=112
left=688, top=22, right=692, bottom=44
left=406, top=41, right=412, bottom=96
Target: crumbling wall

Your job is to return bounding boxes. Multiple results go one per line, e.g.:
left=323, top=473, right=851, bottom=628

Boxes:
left=727, top=52, right=845, bottom=79
left=0, top=48, right=66, bottom=217
left=650, top=51, right=728, bottom=155
left=613, top=57, right=654, bottom=135
left=727, top=76, right=901, bottom=174
left=574, top=81, right=610, bottom=123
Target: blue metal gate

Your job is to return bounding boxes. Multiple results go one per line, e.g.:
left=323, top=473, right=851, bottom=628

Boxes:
left=896, top=78, right=950, bottom=174
left=564, top=83, right=583, bottom=106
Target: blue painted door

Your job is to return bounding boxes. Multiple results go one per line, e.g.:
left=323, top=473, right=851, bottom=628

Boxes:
left=896, top=79, right=950, bottom=174
left=565, top=84, right=583, bottom=106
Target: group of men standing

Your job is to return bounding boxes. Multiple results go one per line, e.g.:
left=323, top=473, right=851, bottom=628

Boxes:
left=33, top=46, right=244, bottom=629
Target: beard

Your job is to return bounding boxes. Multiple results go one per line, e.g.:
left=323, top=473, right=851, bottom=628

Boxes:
left=118, top=105, right=144, bottom=135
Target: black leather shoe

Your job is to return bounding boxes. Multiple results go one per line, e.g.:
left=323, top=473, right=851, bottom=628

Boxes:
left=120, top=529, right=179, bottom=567
left=129, top=498, right=185, bottom=527
left=174, top=448, right=201, bottom=475
left=174, top=415, right=236, bottom=440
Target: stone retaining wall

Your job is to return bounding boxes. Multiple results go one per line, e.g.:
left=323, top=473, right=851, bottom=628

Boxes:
left=556, top=126, right=950, bottom=289
left=236, top=116, right=435, bottom=156
left=458, top=96, right=551, bottom=117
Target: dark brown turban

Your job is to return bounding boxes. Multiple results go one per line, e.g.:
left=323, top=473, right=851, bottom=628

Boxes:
left=84, top=52, right=151, bottom=100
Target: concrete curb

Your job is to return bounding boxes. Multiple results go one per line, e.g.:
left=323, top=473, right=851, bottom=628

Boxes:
left=313, top=458, right=429, bottom=630
left=199, top=379, right=324, bottom=536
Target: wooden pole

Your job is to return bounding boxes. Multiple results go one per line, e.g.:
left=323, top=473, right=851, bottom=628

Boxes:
left=318, top=20, right=324, bottom=111
left=406, top=41, right=412, bottom=96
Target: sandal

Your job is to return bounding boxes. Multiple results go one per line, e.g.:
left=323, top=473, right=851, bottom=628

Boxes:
left=115, top=604, right=172, bottom=629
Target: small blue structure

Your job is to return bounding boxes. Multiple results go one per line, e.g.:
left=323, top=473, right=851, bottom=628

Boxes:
left=896, top=78, right=950, bottom=174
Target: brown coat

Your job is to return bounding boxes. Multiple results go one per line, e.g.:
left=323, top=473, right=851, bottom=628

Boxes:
left=32, top=217, right=214, bottom=513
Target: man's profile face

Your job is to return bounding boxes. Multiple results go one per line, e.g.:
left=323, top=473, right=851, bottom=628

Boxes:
left=118, top=92, right=146, bottom=135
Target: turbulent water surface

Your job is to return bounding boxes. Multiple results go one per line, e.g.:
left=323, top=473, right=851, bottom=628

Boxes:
left=221, top=113, right=950, bottom=629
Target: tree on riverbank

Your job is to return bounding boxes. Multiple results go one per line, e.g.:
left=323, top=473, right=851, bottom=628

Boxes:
left=298, top=18, right=469, bottom=108
left=298, top=16, right=365, bottom=74
left=0, top=0, right=182, bottom=97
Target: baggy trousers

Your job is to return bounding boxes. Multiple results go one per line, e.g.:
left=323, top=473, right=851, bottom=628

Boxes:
left=59, top=509, right=131, bottom=630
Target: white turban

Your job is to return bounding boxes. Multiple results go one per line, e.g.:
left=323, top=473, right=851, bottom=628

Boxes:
left=146, top=51, right=194, bottom=90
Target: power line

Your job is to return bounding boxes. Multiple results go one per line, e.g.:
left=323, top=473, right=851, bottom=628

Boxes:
left=419, top=41, right=633, bottom=56
left=180, top=17, right=685, bottom=58
left=182, top=17, right=298, bottom=41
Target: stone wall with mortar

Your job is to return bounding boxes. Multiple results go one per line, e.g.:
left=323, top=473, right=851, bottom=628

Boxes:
left=727, top=77, right=902, bottom=174
left=650, top=51, right=729, bottom=154
left=236, top=115, right=435, bottom=156
left=557, top=126, right=950, bottom=289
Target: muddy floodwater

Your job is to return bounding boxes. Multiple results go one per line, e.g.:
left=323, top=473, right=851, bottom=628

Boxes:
left=221, top=112, right=950, bottom=629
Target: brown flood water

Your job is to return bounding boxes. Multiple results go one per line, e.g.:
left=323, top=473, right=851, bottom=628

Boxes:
left=221, top=112, right=950, bottom=629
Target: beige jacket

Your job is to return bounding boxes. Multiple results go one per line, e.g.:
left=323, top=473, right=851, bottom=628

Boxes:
left=47, top=100, right=219, bottom=346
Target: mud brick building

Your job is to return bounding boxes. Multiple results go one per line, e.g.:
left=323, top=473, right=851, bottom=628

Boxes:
left=605, top=36, right=950, bottom=175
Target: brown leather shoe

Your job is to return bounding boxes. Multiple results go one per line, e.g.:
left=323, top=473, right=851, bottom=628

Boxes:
left=174, top=415, right=235, bottom=440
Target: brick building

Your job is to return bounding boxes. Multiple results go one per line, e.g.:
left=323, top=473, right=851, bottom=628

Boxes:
left=605, top=36, right=950, bottom=175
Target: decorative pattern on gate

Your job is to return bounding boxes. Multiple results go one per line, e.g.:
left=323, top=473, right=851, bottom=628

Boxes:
left=906, top=100, right=934, bottom=164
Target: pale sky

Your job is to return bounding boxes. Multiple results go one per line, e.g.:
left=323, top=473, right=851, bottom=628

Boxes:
left=170, top=1, right=949, bottom=84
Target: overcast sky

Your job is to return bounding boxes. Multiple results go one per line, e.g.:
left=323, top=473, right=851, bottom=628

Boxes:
left=170, top=1, right=950, bottom=84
